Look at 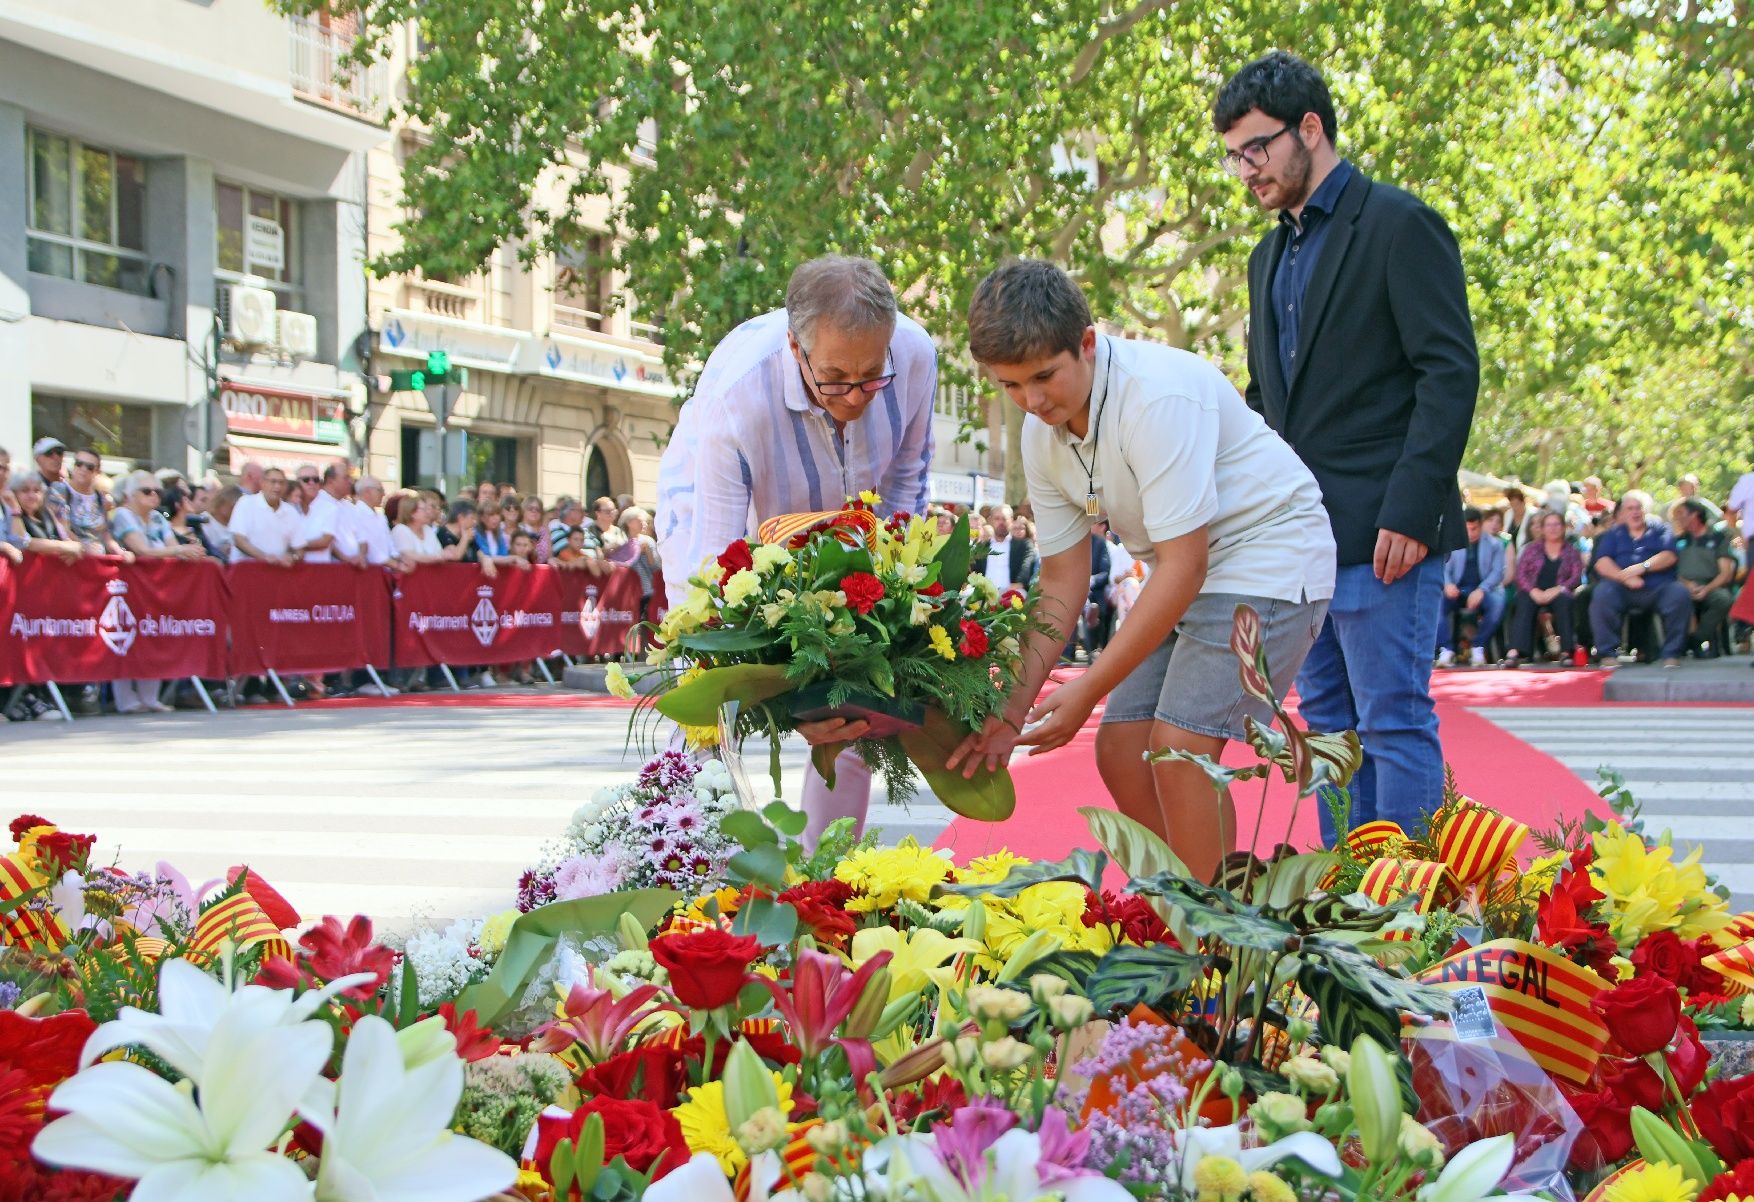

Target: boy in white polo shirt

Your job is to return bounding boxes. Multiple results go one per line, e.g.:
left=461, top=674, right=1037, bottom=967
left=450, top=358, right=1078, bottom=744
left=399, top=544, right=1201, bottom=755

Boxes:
left=948, top=260, right=1336, bottom=879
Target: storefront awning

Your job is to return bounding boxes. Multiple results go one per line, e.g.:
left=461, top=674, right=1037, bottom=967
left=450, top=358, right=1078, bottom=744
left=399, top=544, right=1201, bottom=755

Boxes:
left=225, top=435, right=353, bottom=477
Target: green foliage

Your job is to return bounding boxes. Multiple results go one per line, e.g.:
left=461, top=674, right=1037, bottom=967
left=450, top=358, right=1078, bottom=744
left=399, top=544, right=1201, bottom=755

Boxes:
left=939, top=848, right=1108, bottom=899
left=1085, top=943, right=1208, bottom=1018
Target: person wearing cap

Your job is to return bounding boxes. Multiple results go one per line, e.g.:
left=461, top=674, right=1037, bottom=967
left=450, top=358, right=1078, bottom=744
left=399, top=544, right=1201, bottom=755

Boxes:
left=32, top=436, right=66, bottom=487
left=44, top=444, right=122, bottom=555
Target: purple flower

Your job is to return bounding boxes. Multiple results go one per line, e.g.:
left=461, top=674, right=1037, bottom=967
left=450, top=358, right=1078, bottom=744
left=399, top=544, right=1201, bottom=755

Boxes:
left=553, top=851, right=625, bottom=900
left=931, top=1101, right=1019, bottom=1190
left=517, top=869, right=559, bottom=912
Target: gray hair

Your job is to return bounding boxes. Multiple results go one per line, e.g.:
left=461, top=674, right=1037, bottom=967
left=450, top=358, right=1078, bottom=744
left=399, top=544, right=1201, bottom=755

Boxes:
left=120, top=469, right=159, bottom=500
left=13, top=470, right=47, bottom=492
left=618, top=505, right=650, bottom=530
left=356, top=475, right=382, bottom=493
left=785, top=255, right=897, bottom=351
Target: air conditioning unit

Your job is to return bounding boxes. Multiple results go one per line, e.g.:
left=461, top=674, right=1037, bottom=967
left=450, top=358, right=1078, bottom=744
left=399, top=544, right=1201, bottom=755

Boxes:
left=224, top=283, right=278, bottom=347
left=277, top=310, right=319, bottom=359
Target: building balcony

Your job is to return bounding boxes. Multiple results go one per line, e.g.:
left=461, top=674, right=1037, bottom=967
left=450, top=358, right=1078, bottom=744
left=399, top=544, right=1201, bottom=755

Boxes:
left=289, top=15, right=388, bottom=123
left=403, top=276, right=487, bottom=323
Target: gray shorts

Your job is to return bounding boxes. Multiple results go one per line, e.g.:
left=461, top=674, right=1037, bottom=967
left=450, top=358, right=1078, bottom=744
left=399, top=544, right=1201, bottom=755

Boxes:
left=1101, top=592, right=1330, bottom=741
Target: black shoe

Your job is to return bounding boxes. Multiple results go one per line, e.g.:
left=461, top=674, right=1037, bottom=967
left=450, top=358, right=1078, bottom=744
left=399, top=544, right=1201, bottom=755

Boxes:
left=71, top=685, right=102, bottom=716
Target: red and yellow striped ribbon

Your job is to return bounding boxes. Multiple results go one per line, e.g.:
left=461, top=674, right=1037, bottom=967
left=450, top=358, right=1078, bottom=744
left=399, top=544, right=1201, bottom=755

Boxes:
left=1434, top=805, right=1529, bottom=887
left=188, top=891, right=291, bottom=962
left=755, top=508, right=880, bottom=551
left=734, top=1120, right=823, bottom=1202
left=642, top=1017, right=782, bottom=1052
left=1702, top=941, right=1754, bottom=997
left=1418, top=938, right=1610, bottom=1084
left=0, top=855, right=69, bottom=952
left=1358, top=858, right=1460, bottom=940
left=1346, top=821, right=1406, bottom=857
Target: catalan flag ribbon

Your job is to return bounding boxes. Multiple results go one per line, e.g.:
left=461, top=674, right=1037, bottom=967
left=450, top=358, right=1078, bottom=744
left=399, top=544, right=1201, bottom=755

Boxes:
left=188, top=891, right=291, bottom=963
left=0, top=854, right=69, bottom=952
left=1358, top=859, right=1460, bottom=941
left=1417, top=938, right=1611, bottom=1084
left=756, top=507, right=880, bottom=551
left=1434, top=806, right=1529, bottom=887
left=735, top=1120, right=824, bottom=1202
left=1702, top=941, right=1754, bottom=997
left=1346, top=821, right=1407, bottom=857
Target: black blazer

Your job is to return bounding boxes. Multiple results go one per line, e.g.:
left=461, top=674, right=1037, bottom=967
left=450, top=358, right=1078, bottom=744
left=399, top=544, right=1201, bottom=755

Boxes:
left=971, top=538, right=1039, bottom=590
left=1244, top=169, right=1478, bottom=566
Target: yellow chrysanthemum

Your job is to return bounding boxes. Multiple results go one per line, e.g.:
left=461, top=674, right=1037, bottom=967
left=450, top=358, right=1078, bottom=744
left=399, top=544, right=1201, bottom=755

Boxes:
left=671, top=1075, right=795, bottom=1174
left=1246, top=1172, right=1298, bottom=1202
left=836, top=839, right=954, bottom=912
left=682, top=885, right=747, bottom=926
left=928, top=625, right=956, bottom=660
left=858, top=490, right=883, bottom=507
left=956, top=850, right=1033, bottom=887
left=1601, top=1160, right=1697, bottom=1202
left=1591, top=822, right=1730, bottom=943
left=1193, top=1155, right=1248, bottom=1202
left=476, top=909, right=521, bottom=956
left=752, top=543, right=792, bottom=573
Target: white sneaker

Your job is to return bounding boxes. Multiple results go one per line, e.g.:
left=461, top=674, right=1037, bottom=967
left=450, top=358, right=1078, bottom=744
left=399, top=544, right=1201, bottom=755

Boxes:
left=1436, top=649, right=1456, bottom=668
left=36, top=708, right=65, bottom=721
left=478, top=672, right=498, bottom=688
left=1469, top=647, right=1487, bottom=667
left=356, top=683, right=397, bottom=697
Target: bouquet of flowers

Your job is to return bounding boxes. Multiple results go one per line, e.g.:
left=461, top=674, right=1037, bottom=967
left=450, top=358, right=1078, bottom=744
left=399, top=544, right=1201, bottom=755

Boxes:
left=633, top=494, right=1041, bottom=817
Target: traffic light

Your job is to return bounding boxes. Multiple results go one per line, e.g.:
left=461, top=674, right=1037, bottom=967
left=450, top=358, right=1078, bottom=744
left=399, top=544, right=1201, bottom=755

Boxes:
left=383, top=352, right=464, bottom=393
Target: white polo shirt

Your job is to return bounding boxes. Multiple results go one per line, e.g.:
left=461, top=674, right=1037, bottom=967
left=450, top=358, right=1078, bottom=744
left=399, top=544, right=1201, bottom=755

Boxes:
left=297, top=490, right=359, bottom=564
left=227, top=492, right=303, bottom=563
left=1024, top=335, right=1335, bottom=604
left=347, top=501, right=397, bottom=565
left=984, top=536, right=1015, bottom=590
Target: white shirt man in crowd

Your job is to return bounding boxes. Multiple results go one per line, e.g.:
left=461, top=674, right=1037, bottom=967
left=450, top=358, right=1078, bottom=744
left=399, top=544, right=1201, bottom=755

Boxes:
left=299, top=462, right=364, bottom=565
left=347, top=476, right=405, bottom=569
left=238, top=461, right=264, bottom=496
left=656, top=254, right=936, bottom=846
left=228, top=468, right=303, bottom=564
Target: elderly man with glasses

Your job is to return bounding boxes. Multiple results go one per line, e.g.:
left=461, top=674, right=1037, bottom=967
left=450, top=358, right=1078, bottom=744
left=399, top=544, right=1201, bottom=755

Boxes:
left=656, top=253, right=937, bottom=846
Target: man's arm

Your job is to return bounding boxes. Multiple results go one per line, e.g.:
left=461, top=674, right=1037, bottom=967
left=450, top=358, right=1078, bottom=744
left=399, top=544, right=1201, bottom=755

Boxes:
left=1374, top=204, right=1480, bottom=560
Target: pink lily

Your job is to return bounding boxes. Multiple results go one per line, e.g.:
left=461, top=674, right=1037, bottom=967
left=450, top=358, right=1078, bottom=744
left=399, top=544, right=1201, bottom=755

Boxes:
left=756, top=947, right=893, bottom=1089
left=530, top=967, right=672, bottom=1063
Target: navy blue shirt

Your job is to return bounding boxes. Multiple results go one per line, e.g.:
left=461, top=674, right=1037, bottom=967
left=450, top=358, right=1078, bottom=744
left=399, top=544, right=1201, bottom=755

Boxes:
left=1272, top=160, right=1354, bottom=384
left=1593, top=519, right=1679, bottom=586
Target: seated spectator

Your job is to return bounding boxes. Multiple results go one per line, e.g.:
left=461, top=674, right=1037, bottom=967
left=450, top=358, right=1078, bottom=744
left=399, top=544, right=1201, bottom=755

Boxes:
left=228, top=468, right=302, bottom=565
left=4, top=467, right=83, bottom=565
left=1587, top=490, right=1692, bottom=668
left=1674, top=473, right=1723, bottom=525
left=517, top=496, right=551, bottom=563
left=203, top=485, right=242, bottom=561
left=1580, top=475, right=1612, bottom=519
left=1437, top=506, right=1506, bottom=667
left=390, top=491, right=445, bottom=564
left=159, top=484, right=206, bottom=551
left=1505, top=511, right=1583, bottom=666
left=1672, top=497, right=1737, bottom=657
left=110, top=471, right=204, bottom=714
left=50, top=446, right=123, bottom=555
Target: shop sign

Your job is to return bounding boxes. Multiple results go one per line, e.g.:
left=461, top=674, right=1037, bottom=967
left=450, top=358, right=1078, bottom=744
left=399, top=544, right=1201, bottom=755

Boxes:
left=929, top=472, right=977, bottom=505
left=221, top=381, right=348, bottom=444
left=535, top=337, right=676, bottom=394
left=246, top=216, right=285, bottom=274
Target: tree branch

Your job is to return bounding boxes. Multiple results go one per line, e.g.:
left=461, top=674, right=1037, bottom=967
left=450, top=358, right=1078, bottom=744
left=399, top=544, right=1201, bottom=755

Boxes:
left=1069, top=0, right=1176, bottom=85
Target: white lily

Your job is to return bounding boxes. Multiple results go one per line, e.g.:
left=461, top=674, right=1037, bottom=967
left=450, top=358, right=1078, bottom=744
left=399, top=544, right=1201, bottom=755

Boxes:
left=305, top=1014, right=516, bottom=1202
left=865, top=1129, right=1132, bottom=1202
left=33, top=994, right=331, bottom=1202
left=80, top=956, right=375, bottom=1079
left=1416, top=1134, right=1544, bottom=1202
left=1171, top=1124, right=1344, bottom=1195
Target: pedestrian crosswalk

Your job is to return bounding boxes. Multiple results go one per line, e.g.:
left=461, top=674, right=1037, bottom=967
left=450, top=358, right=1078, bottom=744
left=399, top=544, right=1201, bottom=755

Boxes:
left=1474, top=706, right=1754, bottom=909
left=0, top=703, right=954, bottom=935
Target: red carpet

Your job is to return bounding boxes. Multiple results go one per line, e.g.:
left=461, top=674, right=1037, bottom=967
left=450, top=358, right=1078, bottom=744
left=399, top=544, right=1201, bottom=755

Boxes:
left=304, top=692, right=639, bottom=710
left=934, top=669, right=1613, bottom=870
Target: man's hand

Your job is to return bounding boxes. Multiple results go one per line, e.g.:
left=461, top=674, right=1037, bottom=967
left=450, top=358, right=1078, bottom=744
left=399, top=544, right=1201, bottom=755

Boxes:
left=796, top=717, right=870, bottom=750
left=1442, top=582, right=1460, bottom=600
left=1622, top=574, right=1644, bottom=591
left=1467, top=589, right=1484, bottom=611
left=1016, top=677, right=1099, bottom=758
left=946, top=713, right=1022, bottom=779
left=275, top=553, right=297, bottom=567
left=1375, top=529, right=1430, bottom=585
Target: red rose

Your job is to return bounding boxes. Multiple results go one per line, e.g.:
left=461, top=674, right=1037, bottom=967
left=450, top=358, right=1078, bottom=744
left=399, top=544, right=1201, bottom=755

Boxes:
left=840, top=572, right=885, bottom=615
left=575, top=1045, right=693, bottom=1108
left=1699, top=1158, right=1754, bottom=1202
left=1682, top=938, right=1727, bottom=997
left=36, top=831, right=95, bottom=875
left=918, top=581, right=945, bottom=597
left=533, top=1097, right=690, bottom=1181
left=1564, top=1087, right=1634, bottom=1171
left=1694, top=1075, right=1754, bottom=1163
left=1593, top=976, right=1681, bottom=1056
left=649, top=927, right=763, bottom=1010
left=1632, top=930, right=1693, bottom=986
left=957, top=618, right=989, bottom=659
left=717, top=539, right=755, bottom=577
left=1598, top=1056, right=1665, bottom=1111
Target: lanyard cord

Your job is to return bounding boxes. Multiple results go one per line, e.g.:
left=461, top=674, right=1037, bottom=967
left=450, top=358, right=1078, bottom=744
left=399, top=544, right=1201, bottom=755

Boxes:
left=1067, top=339, right=1112, bottom=517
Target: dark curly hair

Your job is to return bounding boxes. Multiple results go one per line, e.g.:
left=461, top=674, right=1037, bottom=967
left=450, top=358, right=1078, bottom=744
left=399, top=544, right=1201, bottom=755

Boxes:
left=1212, top=51, right=1338, bottom=145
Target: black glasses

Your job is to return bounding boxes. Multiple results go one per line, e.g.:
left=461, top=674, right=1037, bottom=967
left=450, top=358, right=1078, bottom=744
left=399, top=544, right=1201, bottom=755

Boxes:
left=1221, top=123, right=1297, bottom=176
left=798, top=344, right=896, bottom=398
left=138, top=487, right=160, bottom=497
left=298, top=476, right=319, bottom=485
left=74, top=459, right=99, bottom=471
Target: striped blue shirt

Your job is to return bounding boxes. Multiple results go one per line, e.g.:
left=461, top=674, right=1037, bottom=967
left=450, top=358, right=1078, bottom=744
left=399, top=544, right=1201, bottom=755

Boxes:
left=657, top=308, right=936, bottom=601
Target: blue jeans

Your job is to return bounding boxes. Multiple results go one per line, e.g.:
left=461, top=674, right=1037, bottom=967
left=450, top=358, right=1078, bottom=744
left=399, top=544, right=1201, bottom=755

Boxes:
left=1437, top=587, right=1506, bottom=652
left=1302, top=555, right=1445, bottom=843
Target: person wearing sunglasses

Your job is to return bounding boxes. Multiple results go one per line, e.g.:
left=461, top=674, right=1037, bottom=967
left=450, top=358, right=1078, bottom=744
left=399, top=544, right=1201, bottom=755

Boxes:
left=1214, top=51, right=1477, bottom=843
left=655, top=253, right=938, bottom=847
left=41, top=443, right=124, bottom=555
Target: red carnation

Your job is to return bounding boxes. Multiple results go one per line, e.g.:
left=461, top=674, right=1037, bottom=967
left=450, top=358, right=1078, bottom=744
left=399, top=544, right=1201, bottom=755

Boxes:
left=0, top=1158, right=127, bottom=1202
left=532, top=1097, right=691, bottom=1181
left=918, top=581, right=945, bottom=597
left=0, top=1008, right=95, bottom=1087
left=1699, top=1158, right=1754, bottom=1202
left=840, top=572, right=885, bottom=615
left=957, top=618, right=989, bottom=659
left=297, top=915, right=397, bottom=999
left=7, top=815, right=48, bottom=842
left=717, top=539, right=755, bottom=577
left=1083, top=889, right=1174, bottom=946
left=649, top=927, right=763, bottom=1010
left=778, top=880, right=858, bottom=947
left=1594, top=975, right=1681, bottom=1057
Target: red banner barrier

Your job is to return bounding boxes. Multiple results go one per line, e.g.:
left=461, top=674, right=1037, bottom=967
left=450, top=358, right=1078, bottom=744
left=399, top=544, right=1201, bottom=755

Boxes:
left=391, top=563, right=565, bottom=668
left=227, top=563, right=393, bottom=676
left=556, top=567, right=646, bottom=657
left=0, top=556, right=228, bottom=685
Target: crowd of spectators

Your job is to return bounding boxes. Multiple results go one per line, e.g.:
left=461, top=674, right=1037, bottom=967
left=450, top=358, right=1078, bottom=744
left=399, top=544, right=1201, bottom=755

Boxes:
left=0, top=435, right=661, bottom=720
left=1434, top=472, right=1754, bottom=670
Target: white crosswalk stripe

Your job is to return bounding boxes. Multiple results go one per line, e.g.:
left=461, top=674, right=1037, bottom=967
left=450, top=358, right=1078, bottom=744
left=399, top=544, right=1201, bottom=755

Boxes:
left=0, top=705, right=955, bottom=935
left=1474, top=705, right=1754, bottom=910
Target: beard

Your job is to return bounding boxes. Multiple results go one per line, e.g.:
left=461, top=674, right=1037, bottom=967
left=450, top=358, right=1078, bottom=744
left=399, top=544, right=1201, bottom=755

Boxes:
left=1252, top=138, right=1315, bottom=211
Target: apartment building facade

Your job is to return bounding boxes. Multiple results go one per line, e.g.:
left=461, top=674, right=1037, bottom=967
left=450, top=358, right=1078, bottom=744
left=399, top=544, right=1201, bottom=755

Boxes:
left=0, top=0, right=384, bottom=478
